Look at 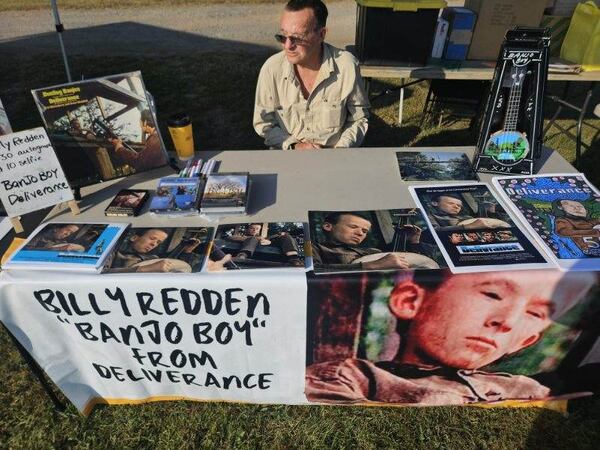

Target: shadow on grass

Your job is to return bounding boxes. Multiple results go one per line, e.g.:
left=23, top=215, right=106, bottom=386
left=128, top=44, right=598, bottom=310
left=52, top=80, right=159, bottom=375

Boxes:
left=0, top=22, right=279, bottom=154
left=362, top=112, right=421, bottom=148
left=367, top=79, right=419, bottom=109
left=410, top=126, right=478, bottom=148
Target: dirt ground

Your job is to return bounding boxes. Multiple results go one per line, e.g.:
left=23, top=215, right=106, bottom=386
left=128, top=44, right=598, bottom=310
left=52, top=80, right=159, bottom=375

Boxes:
left=0, top=1, right=356, bottom=56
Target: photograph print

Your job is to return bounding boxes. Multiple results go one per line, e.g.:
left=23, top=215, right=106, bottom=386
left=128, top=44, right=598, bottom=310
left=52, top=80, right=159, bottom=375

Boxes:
left=31, top=71, right=168, bottom=188
left=105, top=226, right=213, bottom=273
left=208, top=222, right=306, bottom=271
left=396, top=151, right=478, bottom=181
left=308, top=209, right=446, bottom=274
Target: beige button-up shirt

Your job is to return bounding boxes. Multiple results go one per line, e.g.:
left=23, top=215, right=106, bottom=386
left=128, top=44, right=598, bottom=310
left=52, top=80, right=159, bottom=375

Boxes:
left=253, top=43, right=370, bottom=149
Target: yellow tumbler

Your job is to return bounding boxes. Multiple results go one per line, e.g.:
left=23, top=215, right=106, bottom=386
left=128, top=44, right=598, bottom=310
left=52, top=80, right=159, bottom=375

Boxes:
left=167, top=113, right=195, bottom=161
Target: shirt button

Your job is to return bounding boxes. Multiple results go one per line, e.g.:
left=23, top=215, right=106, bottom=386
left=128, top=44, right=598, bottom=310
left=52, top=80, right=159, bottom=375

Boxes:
left=307, top=127, right=311, bottom=131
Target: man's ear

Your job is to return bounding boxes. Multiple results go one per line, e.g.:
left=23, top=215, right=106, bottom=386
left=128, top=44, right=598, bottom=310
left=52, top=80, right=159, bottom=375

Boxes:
left=320, top=27, right=328, bottom=41
left=517, top=333, right=542, bottom=352
left=389, top=280, right=426, bottom=320
left=506, top=333, right=542, bottom=357
left=322, top=222, right=332, bottom=232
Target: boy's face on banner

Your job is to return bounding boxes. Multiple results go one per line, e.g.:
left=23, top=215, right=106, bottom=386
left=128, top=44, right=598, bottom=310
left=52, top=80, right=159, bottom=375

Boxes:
left=397, top=271, right=591, bottom=370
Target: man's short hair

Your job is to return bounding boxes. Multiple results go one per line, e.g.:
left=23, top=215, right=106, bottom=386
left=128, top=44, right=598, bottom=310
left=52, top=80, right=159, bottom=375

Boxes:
left=431, top=193, right=462, bottom=203
left=323, top=211, right=371, bottom=226
left=140, top=109, right=154, bottom=125
left=285, top=0, right=328, bottom=29
left=133, top=228, right=169, bottom=238
left=410, top=269, right=450, bottom=293
left=551, top=199, right=586, bottom=218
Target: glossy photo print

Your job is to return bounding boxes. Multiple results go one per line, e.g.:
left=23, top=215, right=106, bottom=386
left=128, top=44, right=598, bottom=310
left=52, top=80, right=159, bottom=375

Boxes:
left=309, top=209, right=446, bottom=275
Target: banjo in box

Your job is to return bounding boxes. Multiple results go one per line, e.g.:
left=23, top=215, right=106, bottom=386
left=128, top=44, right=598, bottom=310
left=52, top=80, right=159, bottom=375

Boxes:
left=475, top=27, right=550, bottom=176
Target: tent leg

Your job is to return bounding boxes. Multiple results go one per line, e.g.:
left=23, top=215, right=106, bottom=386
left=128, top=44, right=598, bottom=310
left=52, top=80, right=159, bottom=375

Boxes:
left=50, top=0, right=72, bottom=82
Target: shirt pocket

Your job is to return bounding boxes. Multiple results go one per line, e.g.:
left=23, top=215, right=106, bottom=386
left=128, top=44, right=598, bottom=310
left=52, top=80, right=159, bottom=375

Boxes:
left=275, top=105, right=296, bottom=134
left=320, top=100, right=345, bottom=129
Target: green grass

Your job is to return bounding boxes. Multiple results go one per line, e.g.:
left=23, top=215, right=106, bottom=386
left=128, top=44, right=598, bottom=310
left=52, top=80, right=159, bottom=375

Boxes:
left=1, top=51, right=599, bottom=448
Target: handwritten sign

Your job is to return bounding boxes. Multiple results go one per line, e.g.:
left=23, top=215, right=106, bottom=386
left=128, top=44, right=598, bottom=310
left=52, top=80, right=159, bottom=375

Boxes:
left=0, top=127, right=73, bottom=217
left=0, top=272, right=308, bottom=413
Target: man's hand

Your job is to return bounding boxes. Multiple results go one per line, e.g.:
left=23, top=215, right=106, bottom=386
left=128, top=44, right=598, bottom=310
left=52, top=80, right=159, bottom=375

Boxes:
left=182, top=238, right=201, bottom=253
left=401, top=225, right=422, bottom=244
left=137, top=259, right=174, bottom=273
left=294, top=141, right=322, bottom=150
left=207, top=254, right=232, bottom=272
left=259, top=238, right=272, bottom=246
left=463, top=218, right=510, bottom=229
left=361, top=253, right=410, bottom=270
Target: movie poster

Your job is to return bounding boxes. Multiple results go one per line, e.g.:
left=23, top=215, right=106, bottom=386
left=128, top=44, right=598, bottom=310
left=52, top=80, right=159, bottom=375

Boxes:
left=409, top=183, right=551, bottom=272
left=494, top=174, right=600, bottom=271
left=31, top=71, right=168, bottom=188
left=308, top=209, right=446, bottom=274
left=305, top=269, right=600, bottom=406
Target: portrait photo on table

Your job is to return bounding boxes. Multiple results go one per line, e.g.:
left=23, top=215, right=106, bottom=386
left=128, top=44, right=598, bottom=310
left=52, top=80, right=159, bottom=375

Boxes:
left=24, top=223, right=108, bottom=253
left=305, top=269, right=600, bottom=405
left=308, top=209, right=446, bottom=275
left=31, top=71, right=168, bottom=188
left=207, top=222, right=306, bottom=271
left=410, top=184, right=551, bottom=271
left=104, top=226, right=214, bottom=273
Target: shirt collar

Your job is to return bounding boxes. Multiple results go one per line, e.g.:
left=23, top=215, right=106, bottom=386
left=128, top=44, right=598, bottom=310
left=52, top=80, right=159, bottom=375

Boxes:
left=284, top=42, right=336, bottom=84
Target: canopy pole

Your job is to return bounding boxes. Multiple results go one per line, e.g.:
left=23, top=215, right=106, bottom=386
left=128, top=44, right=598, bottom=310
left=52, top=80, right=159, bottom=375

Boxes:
left=50, top=0, right=72, bottom=82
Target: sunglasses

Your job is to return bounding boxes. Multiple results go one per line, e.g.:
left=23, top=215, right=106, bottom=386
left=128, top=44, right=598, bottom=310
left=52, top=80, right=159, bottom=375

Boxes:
left=274, top=33, right=311, bottom=46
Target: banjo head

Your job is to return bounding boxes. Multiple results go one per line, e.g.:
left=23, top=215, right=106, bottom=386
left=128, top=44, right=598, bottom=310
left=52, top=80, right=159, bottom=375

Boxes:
left=132, top=258, right=192, bottom=273
left=353, top=252, right=439, bottom=269
left=457, top=218, right=510, bottom=228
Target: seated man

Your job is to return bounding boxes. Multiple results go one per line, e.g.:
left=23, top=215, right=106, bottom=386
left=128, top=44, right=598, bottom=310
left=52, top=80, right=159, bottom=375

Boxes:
left=27, top=224, right=84, bottom=252
left=253, top=0, right=369, bottom=150
left=108, top=228, right=202, bottom=273
left=312, top=212, right=437, bottom=272
left=306, top=270, right=595, bottom=405
left=223, top=223, right=303, bottom=267
left=553, top=199, right=600, bottom=255
left=428, top=194, right=509, bottom=231
left=110, top=110, right=167, bottom=171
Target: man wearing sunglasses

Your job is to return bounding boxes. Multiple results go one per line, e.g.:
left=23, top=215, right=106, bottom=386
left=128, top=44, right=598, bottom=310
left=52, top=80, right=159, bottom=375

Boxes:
left=253, top=0, right=369, bottom=150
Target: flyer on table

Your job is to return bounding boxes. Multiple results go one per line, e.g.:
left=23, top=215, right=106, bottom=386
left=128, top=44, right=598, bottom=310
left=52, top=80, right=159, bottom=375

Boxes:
left=409, top=183, right=553, bottom=273
left=493, top=173, right=600, bottom=271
